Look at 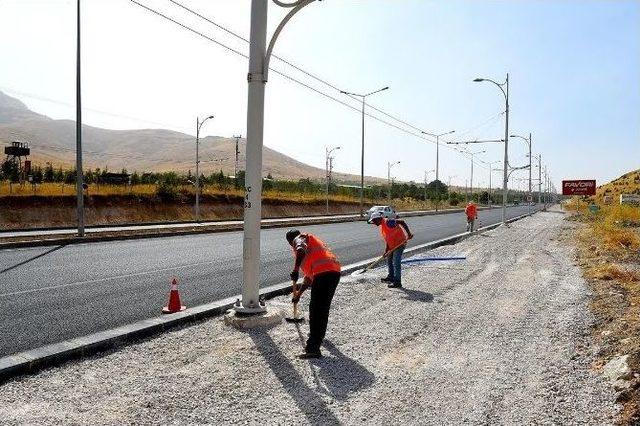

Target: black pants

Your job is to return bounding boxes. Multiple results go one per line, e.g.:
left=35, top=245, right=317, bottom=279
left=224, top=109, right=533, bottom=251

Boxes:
left=306, top=271, right=340, bottom=353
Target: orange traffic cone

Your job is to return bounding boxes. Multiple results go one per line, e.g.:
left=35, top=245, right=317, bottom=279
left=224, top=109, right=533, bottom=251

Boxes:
left=162, top=278, right=186, bottom=314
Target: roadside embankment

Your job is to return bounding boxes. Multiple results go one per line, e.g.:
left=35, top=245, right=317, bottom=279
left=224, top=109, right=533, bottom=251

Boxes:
left=0, top=194, right=363, bottom=229
left=0, top=210, right=617, bottom=425
left=566, top=200, right=640, bottom=425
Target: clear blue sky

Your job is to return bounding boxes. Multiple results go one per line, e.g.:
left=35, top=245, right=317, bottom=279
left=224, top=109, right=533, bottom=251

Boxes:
left=1, top=0, right=638, bottom=190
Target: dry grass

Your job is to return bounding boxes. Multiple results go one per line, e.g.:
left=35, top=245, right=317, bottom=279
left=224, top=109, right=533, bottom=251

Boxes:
left=570, top=195, right=640, bottom=425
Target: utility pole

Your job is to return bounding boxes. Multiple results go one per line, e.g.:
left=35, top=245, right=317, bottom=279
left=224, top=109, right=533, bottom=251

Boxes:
left=340, top=86, right=389, bottom=216
left=75, top=0, right=85, bottom=237
left=529, top=132, right=532, bottom=212
left=236, top=0, right=317, bottom=315
left=195, top=115, right=214, bottom=222
left=325, top=146, right=340, bottom=214
left=422, top=129, right=454, bottom=211
left=387, top=161, right=400, bottom=204
left=463, top=149, right=485, bottom=203
left=474, top=74, right=510, bottom=224
left=233, top=134, right=242, bottom=178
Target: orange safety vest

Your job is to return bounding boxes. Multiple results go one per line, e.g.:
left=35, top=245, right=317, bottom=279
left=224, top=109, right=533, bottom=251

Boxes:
left=379, top=218, right=408, bottom=249
left=296, top=234, right=341, bottom=280
left=465, top=204, right=477, bottom=219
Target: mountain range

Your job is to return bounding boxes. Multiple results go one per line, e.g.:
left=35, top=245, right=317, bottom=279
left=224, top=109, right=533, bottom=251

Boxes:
left=0, top=91, right=376, bottom=183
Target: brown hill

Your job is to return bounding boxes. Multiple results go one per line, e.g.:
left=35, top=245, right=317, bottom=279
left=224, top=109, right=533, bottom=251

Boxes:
left=595, top=169, right=640, bottom=202
left=0, top=91, right=381, bottom=183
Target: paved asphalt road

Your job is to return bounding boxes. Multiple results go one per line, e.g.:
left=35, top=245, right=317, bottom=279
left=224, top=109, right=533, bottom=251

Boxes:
left=0, top=205, right=536, bottom=357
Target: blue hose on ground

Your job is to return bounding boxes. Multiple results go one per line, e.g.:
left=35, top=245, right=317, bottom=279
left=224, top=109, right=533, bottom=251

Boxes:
left=401, top=257, right=466, bottom=264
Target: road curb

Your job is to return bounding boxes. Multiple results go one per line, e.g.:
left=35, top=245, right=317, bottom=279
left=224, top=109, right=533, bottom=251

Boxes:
left=0, top=206, right=499, bottom=250
left=0, top=209, right=533, bottom=382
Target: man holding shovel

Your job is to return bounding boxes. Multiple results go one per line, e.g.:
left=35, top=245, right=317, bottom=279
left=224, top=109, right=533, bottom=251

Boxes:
left=368, top=212, right=413, bottom=288
left=286, top=229, right=341, bottom=359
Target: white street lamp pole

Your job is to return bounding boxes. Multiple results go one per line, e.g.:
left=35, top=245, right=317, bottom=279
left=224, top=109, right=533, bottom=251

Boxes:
left=195, top=115, right=214, bottom=222
left=75, top=0, right=85, bottom=237
left=340, top=86, right=389, bottom=217
left=474, top=74, right=509, bottom=224
left=421, top=130, right=454, bottom=211
left=325, top=146, right=340, bottom=214
left=236, top=0, right=317, bottom=315
left=387, top=161, right=400, bottom=204
left=510, top=132, right=533, bottom=215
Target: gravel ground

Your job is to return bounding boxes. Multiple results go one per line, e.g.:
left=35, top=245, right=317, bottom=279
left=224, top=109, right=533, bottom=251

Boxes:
left=0, top=210, right=619, bottom=425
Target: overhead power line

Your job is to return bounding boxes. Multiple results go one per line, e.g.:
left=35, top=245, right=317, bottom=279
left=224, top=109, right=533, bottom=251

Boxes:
left=128, top=0, right=445, bottom=147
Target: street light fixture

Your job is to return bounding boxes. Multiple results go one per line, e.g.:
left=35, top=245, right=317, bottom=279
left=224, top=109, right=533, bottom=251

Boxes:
left=473, top=73, right=509, bottom=224
left=195, top=115, right=214, bottom=222
left=340, top=86, right=389, bottom=216
left=325, top=146, right=340, bottom=214
left=237, top=0, right=319, bottom=315
left=387, top=161, right=400, bottom=203
left=421, top=129, right=454, bottom=211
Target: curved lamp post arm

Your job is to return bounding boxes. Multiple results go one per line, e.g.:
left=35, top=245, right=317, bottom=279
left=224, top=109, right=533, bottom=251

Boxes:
left=264, top=0, right=316, bottom=81
left=475, top=78, right=507, bottom=101
left=510, top=134, right=530, bottom=147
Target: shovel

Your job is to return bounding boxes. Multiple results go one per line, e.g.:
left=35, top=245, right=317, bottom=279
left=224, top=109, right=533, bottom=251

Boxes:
left=351, top=240, right=408, bottom=277
left=285, top=280, right=305, bottom=323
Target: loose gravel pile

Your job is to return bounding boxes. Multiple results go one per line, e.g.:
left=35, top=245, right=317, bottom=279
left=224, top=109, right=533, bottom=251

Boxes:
left=0, top=211, right=619, bottom=425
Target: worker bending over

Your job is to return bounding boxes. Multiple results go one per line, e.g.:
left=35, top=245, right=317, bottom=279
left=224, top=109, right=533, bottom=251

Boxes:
left=465, top=201, right=478, bottom=232
left=368, top=212, right=413, bottom=288
left=286, top=229, right=341, bottom=359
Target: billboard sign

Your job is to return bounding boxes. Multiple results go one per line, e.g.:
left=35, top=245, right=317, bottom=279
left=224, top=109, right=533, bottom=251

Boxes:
left=562, top=180, right=596, bottom=196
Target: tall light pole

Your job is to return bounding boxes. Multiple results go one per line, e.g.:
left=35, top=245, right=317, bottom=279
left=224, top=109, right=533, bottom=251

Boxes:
left=421, top=129, right=454, bottom=211
left=325, top=146, right=340, bottom=214
left=474, top=74, right=509, bottom=224
left=236, top=0, right=318, bottom=315
left=75, top=0, right=85, bottom=237
left=340, top=86, right=389, bottom=216
left=510, top=132, right=533, bottom=214
left=195, top=115, right=214, bottom=222
left=484, top=161, right=500, bottom=208
left=462, top=148, right=485, bottom=203
left=424, top=169, right=435, bottom=208
left=233, top=134, right=242, bottom=179
left=387, top=161, right=400, bottom=204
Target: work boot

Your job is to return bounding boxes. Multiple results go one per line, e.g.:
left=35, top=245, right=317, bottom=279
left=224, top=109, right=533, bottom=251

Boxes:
left=297, top=350, right=322, bottom=359
left=388, top=281, right=402, bottom=288
left=381, top=276, right=393, bottom=283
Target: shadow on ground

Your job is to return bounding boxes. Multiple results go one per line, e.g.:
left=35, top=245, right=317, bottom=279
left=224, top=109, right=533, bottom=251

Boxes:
left=248, top=328, right=374, bottom=426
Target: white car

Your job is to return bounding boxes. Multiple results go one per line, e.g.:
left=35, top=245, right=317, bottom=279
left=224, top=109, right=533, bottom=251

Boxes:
left=365, top=205, right=397, bottom=220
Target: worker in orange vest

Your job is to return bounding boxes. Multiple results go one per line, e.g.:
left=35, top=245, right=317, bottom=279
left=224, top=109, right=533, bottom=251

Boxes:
left=286, top=229, right=341, bottom=359
left=368, top=212, right=413, bottom=288
left=465, top=201, right=478, bottom=232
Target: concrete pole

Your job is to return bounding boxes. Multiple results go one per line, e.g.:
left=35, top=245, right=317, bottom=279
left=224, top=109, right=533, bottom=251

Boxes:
left=233, top=134, right=242, bottom=179
left=538, top=154, right=542, bottom=204
left=387, top=161, right=391, bottom=204
left=488, top=168, right=493, bottom=209
left=360, top=97, right=365, bottom=215
left=528, top=132, right=532, bottom=214
left=435, top=135, right=440, bottom=211
left=470, top=155, right=474, bottom=202
left=238, top=0, right=268, bottom=314
left=195, top=117, right=200, bottom=222
left=325, top=147, right=329, bottom=214
left=502, top=73, right=509, bottom=224
left=75, top=0, right=85, bottom=237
